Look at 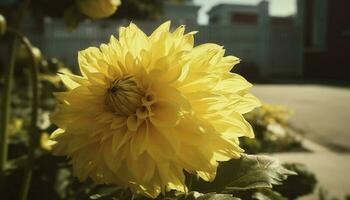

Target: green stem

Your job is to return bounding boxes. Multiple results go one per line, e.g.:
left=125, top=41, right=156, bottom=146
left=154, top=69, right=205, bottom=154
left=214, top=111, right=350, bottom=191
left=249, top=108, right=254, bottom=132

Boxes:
left=7, top=28, right=39, bottom=200
left=0, top=33, right=17, bottom=175
left=0, top=0, right=32, bottom=178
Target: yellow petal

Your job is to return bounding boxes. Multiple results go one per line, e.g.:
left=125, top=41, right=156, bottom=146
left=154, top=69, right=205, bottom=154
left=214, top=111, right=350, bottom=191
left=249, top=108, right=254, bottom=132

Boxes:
left=130, top=122, right=149, bottom=158
left=150, top=101, right=179, bottom=127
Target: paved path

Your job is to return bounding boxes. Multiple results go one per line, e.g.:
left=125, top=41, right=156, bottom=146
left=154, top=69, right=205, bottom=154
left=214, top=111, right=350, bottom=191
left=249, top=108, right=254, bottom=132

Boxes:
left=252, top=84, right=350, bottom=199
left=252, top=84, right=350, bottom=151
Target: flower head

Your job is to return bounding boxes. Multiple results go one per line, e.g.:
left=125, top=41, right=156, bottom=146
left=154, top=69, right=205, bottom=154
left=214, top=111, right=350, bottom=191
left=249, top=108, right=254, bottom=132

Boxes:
left=76, top=0, right=120, bottom=19
left=246, top=103, right=293, bottom=126
left=50, top=21, right=260, bottom=198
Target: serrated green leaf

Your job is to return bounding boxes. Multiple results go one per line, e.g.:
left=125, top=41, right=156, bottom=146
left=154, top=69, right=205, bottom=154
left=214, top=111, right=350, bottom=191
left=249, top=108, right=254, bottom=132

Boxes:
left=190, top=155, right=296, bottom=193
left=224, top=155, right=296, bottom=191
left=274, top=163, right=317, bottom=199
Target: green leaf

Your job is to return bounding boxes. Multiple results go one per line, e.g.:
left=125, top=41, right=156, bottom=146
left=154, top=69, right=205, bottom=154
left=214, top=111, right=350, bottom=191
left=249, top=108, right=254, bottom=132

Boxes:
left=190, top=155, right=296, bottom=193
left=224, top=155, right=296, bottom=191
left=274, top=163, right=317, bottom=199
left=180, top=192, right=241, bottom=200
left=252, top=189, right=287, bottom=200
left=196, top=193, right=241, bottom=200
left=88, top=186, right=126, bottom=200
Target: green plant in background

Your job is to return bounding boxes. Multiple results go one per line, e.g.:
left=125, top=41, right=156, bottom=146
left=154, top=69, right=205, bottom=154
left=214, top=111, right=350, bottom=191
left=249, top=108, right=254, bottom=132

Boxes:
left=318, top=188, right=350, bottom=200
left=241, top=103, right=304, bottom=154
left=0, top=10, right=40, bottom=200
left=275, top=163, right=317, bottom=199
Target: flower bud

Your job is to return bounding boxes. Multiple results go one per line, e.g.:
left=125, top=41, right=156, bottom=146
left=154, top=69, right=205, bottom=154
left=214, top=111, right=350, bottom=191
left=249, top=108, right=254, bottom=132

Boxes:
left=76, top=0, right=121, bottom=19
left=0, top=14, right=6, bottom=36
left=16, top=45, right=42, bottom=64
left=32, top=46, right=42, bottom=64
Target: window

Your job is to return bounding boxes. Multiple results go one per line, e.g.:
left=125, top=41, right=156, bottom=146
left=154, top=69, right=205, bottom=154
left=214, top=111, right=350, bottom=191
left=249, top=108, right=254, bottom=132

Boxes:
left=231, top=13, right=258, bottom=24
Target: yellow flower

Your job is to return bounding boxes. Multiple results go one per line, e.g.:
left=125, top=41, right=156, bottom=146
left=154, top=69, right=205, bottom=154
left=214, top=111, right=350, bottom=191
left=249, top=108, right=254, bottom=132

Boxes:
left=50, top=21, right=260, bottom=198
left=40, top=132, right=55, bottom=151
left=8, top=118, right=23, bottom=136
left=76, top=0, right=121, bottom=19
left=260, top=104, right=293, bottom=125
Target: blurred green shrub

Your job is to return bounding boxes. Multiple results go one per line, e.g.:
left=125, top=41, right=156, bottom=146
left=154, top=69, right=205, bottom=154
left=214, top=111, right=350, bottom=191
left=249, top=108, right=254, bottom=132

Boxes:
left=241, top=104, right=304, bottom=154
left=275, top=163, right=317, bottom=199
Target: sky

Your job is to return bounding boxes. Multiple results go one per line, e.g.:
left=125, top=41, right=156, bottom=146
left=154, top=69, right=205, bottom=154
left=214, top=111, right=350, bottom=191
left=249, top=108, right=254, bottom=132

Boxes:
left=193, top=0, right=297, bottom=24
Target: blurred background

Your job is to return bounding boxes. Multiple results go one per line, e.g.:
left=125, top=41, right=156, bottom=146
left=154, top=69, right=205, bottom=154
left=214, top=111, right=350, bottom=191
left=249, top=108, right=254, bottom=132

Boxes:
left=1, top=0, right=350, bottom=199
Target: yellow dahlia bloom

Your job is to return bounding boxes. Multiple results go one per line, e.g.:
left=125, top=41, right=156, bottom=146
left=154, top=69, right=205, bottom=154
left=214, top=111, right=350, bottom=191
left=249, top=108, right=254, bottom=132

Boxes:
left=76, top=0, right=121, bottom=19
left=50, top=21, right=260, bottom=198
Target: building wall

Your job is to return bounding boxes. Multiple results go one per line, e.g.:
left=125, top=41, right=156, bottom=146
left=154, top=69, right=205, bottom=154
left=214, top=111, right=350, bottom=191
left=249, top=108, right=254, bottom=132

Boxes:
left=207, top=1, right=303, bottom=78
left=208, top=4, right=259, bottom=26
left=32, top=19, right=302, bottom=79
left=35, top=20, right=261, bottom=70
left=163, top=2, right=200, bottom=25
left=299, top=0, right=350, bottom=80
left=268, top=22, right=303, bottom=76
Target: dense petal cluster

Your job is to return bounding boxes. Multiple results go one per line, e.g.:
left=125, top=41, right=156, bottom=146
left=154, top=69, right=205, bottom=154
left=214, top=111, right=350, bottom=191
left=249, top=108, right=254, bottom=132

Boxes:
left=50, top=21, right=261, bottom=198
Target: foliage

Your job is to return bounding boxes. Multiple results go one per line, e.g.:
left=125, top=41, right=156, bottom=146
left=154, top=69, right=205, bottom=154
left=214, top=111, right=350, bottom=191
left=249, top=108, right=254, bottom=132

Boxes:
left=318, top=188, right=350, bottom=200
left=252, top=189, right=287, bottom=200
left=274, top=163, right=317, bottom=199
left=241, top=104, right=304, bottom=153
left=190, top=155, right=296, bottom=193
left=112, top=0, right=163, bottom=20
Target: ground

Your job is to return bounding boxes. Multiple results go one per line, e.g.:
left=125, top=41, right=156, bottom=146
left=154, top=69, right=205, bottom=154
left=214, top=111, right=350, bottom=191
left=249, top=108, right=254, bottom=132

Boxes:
left=252, top=84, right=350, bottom=199
left=252, top=84, right=350, bottom=151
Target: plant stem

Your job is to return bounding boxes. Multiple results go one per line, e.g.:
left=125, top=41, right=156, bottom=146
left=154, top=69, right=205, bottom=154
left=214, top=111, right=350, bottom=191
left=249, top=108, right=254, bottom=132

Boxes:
left=0, top=0, right=32, bottom=178
left=21, top=36, right=39, bottom=200
left=0, top=33, right=17, bottom=175
left=7, top=27, right=39, bottom=200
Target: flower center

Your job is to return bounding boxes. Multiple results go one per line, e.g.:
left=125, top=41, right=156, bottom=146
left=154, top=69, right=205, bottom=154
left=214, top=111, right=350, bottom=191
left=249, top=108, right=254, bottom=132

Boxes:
left=106, top=75, right=143, bottom=116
